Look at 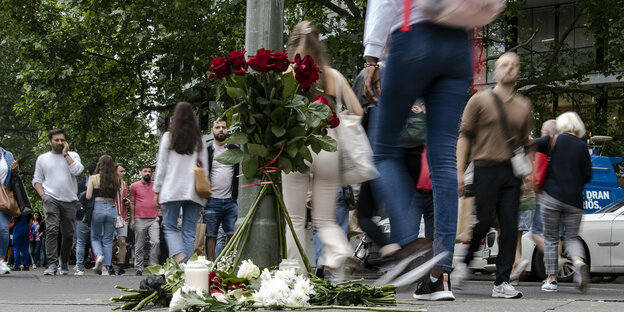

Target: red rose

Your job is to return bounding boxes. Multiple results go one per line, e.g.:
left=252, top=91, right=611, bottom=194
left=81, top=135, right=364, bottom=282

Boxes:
left=247, top=48, right=273, bottom=72
left=209, top=57, right=230, bottom=79
left=228, top=50, right=247, bottom=75
left=327, top=111, right=340, bottom=128
left=208, top=271, right=224, bottom=294
left=269, top=51, right=291, bottom=73
left=293, top=54, right=321, bottom=91
left=312, top=95, right=328, bottom=105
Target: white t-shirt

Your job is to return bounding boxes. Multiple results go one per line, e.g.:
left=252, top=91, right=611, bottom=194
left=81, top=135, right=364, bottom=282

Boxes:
left=0, top=153, right=8, bottom=185
left=32, top=151, right=84, bottom=202
left=210, top=143, right=234, bottom=199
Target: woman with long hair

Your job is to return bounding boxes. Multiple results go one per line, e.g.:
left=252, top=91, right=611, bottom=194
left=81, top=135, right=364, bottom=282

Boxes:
left=0, top=136, right=19, bottom=274
left=87, top=154, right=120, bottom=275
left=29, top=211, right=44, bottom=269
left=113, top=163, right=129, bottom=275
left=153, top=101, right=208, bottom=263
left=282, top=21, right=363, bottom=280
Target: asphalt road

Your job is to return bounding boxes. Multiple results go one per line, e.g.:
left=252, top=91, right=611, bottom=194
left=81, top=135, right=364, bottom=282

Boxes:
left=1, top=268, right=623, bottom=312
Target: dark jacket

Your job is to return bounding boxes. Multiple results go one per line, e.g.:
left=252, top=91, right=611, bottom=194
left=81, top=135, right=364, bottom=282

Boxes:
left=535, top=133, right=592, bottom=209
left=207, top=142, right=240, bottom=200
left=11, top=174, right=32, bottom=216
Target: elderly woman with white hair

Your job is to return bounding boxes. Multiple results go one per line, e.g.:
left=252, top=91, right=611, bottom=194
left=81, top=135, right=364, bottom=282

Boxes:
left=533, top=112, right=592, bottom=293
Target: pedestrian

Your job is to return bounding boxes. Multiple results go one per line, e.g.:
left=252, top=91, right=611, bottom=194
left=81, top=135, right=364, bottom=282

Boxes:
left=363, top=0, right=473, bottom=300
left=129, top=165, right=160, bottom=276
left=11, top=213, right=32, bottom=271
left=74, top=162, right=96, bottom=275
left=1, top=139, right=20, bottom=274
left=29, top=211, right=45, bottom=269
left=113, top=163, right=129, bottom=275
left=203, top=120, right=239, bottom=261
left=282, top=20, right=362, bottom=280
left=32, top=129, right=84, bottom=275
left=87, top=155, right=120, bottom=275
left=509, top=180, right=536, bottom=284
left=454, top=52, right=532, bottom=299
left=535, top=112, right=592, bottom=293
left=153, top=101, right=208, bottom=263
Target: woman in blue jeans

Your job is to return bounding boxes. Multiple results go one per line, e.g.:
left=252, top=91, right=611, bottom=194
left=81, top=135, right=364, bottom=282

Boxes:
left=0, top=142, right=20, bottom=274
left=87, top=154, right=120, bottom=275
left=365, top=8, right=472, bottom=299
left=153, top=102, right=208, bottom=263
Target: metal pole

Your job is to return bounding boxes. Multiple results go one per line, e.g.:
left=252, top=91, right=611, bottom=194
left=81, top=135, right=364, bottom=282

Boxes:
left=236, top=0, right=284, bottom=268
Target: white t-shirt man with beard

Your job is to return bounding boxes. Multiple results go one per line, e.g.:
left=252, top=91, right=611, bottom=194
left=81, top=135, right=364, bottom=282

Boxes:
left=203, top=120, right=240, bottom=261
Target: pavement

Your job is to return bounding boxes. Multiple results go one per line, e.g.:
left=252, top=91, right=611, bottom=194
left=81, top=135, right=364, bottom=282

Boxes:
left=1, top=267, right=623, bottom=312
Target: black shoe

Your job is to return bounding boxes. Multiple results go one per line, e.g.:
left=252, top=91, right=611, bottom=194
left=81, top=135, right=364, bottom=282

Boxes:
left=117, top=268, right=126, bottom=275
left=109, top=266, right=116, bottom=275
left=136, top=270, right=143, bottom=276
left=20, top=265, right=29, bottom=271
left=413, top=273, right=455, bottom=301
left=314, top=266, right=325, bottom=279
left=12, top=265, right=20, bottom=271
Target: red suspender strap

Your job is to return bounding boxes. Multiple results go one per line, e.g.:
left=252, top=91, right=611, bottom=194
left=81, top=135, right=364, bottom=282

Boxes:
left=401, top=0, right=412, bottom=32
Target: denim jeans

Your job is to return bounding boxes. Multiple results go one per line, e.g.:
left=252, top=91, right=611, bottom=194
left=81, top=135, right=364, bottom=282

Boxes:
left=12, top=234, right=29, bottom=266
left=313, top=187, right=350, bottom=266
left=75, top=219, right=91, bottom=270
left=372, top=22, right=472, bottom=272
left=29, top=241, right=43, bottom=266
left=0, top=212, right=10, bottom=260
left=90, top=200, right=116, bottom=266
left=203, top=197, right=238, bottom=237
left=215, top=225, right=226, bottom=258
left=163, top=200, right=201, bottom=263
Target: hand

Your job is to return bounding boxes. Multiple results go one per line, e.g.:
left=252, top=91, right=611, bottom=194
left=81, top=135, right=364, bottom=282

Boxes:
left=154, top=193, right=159, bottom=206
left=458, top=174, right=466, bottom=193
left=130, top=219, right=135, bottom=230
left=10, top=160, right=19, bottom=172
left=364, top=57, right=381, bottom=105
left=62, top=142, right=70, bottom=155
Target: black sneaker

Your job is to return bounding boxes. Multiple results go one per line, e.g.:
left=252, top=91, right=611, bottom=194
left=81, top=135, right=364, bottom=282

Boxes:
left=117, top=267, right=126, bottom=275
left=413, top=273, right=455, bottom=301
left=136, top=270, right=143, bottom=276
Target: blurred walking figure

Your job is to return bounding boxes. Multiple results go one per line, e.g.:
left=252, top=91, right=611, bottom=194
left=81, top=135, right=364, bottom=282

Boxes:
left=455, top=52, right=532, bottom=299
left=33, top=129, right=84, bottom=275
left=74, top=163, right=96, bottom=276
left=282, top=20, right=362, bottom=280
left=364, top=0, right=473, bottom=301
left=534, top=112, right=592, bottom=293
left=87, top=155, right=120, bottom=276
left=113, top=163, right=129, bottom=275
left=130, top=165, right=160, bottom=276
left=1, top=139, right=20, bottom=274
left=154, top=101, right=208, bottom=263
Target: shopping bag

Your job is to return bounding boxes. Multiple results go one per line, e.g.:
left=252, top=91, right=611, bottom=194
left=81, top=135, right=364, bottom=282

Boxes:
left=194, top=221, right=207, bottom=256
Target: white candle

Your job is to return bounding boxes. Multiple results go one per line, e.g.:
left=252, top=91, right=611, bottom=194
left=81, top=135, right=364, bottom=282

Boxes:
left=184, top=256, right=210, bottom=292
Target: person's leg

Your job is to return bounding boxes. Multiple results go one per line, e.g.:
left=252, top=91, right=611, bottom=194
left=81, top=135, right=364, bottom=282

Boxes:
left=42, top=195, right=61, bottom=268
left=221, top=198, right=238, bottom=247
left=559, top=206, right=585, bottom=262
left=19, top=236, right=30, bottom=266
left=334, top=188, right=350, bottom=235
left=134, top=218, right=148, bottom=272
left=0, top=212, right=11, bottom=264
left=416, top=191, right=435, bottom=239
left=90, top=201, right=105, bottom=270
left=530, top=202, right=545, bottom=252
left=102, top=201, right=117, bottom=269
left=356, top=181, right=387, bottom=247
left=493, top=170, right=521, bottom=285
left=75, top=220, right=89, bottom=271
left=282, top=170, right=312, bottom=270
left=464, top=166, right=500, bottom=265
left=203, top=198, right=224, bottom=261
left=312, top=226, right=323, bottom=266
left=116, top=233, right=127, bottom=269
left=58, top=200, right=77, bottom=267
left=147, top=218, right=161, bottom=266
left=181, top=201, right=201, bottom=263
left=162, top=201, right=184, bottom=261
left=539, top=193, right=562, bottom=280
left=215, top=225, right=226, bottom=257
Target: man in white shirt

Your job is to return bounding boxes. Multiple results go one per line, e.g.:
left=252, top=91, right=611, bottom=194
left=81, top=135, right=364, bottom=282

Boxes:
left=204, top=120, right=239, bottom=261
left=33, top=129, right=84, bottom=275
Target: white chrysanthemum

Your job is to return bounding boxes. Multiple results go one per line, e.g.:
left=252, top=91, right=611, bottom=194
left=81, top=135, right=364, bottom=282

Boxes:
left=274, top=268, right=297, bottom=284
left=169, top=288, right=185, bottom=312
left=286, top=290, right=310, bottom=306
left=237, top=259, right=260, bottom=280
left=293, top=278, right=314, bottom=295
left=260, top=268, right=272, bottom=281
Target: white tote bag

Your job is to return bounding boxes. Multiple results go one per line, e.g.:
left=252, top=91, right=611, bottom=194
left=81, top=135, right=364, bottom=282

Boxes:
left=418, top=0, right=506, bottom=28
left=332, top=69, right=379, bottom=185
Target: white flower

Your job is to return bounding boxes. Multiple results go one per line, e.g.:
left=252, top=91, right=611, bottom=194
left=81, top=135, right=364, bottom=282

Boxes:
left=274, top=268, right=296, bottom=284
left=259, top=268, right=272, bottom=281
left=169, top=288, right=185, bottom=312
left=286, top=290, right=310, bottom=306
left=293, top=278, right=314, bottom=295
left=212, top=292, right=228, bottom=303
left=237, top=259, right=260, bottom=280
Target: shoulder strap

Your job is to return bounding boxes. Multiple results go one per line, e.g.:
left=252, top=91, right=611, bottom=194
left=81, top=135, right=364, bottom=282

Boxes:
left=490, top=90, right=516, bottom=151
left=332, top=68, right=344, bottom=112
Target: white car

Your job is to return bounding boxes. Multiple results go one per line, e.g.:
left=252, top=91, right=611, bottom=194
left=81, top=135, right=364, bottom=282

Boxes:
left=479, top=200, right=624, bottom=282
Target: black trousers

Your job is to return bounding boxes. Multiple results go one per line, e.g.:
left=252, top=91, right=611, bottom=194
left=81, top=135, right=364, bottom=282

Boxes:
left=464, top=164, right=520, bottom=285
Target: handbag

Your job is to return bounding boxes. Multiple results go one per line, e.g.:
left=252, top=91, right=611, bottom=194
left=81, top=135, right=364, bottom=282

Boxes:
left=491, top=91, right=533, bottom=179
left=532, top=135, right=558, bottom=193
left=193, top=219, right=207, bottom=257
left=194, top=157, right=212, bottom=199
left=332, top=68, right=379, bottom=185
left=417, top=0, right=506, bottom=28
left=11, top=174, right=32, bottom=216
left=0, top=184, right=20, bottom=217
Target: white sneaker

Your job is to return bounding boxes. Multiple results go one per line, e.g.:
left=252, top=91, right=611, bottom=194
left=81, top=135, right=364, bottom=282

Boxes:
left=93, top=255, right=104, bottom=275
left=74, top=270, right=85, bottom=276
left=510, top=259, right=529, bottom=282
left=32, top=264, right=37, bottom=269
left=574, top=261, right=590, bottom=293
left=101, top=267, right=110, bottom=276
left=492, top=282, right=523, bottom=298
left=451, top=262, right=471, bottom=289
left=0, top=260, right=10, bottom=274
left=541, top=280, right=558, bottom=291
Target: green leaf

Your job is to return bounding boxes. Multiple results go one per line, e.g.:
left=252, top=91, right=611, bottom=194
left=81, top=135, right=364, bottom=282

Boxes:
left=281, top=71, right=297, bottom=97
left=285, top=143, right=298, bottom=157
left=226, top=86, right=245, bottom=99
left=316, top=135, right=338, bottom=152
left=270, top=107, right=287, bottom=124
left=278, top=157, right=293, bottom=174
left=287, top=126, right=306, bottom=138
left=309, top=102, right=332, bottom=119
left=241, top=154, right=259, bottom=179
left=299, top=145, right=313, bottom=162
left=214, top=148, right=244, bottom=165
left=225, top=132, right=248, bottom=144
left=271, top=124, right=286, bottom=137
left=294, top=108, right=307, bottom=122
left=257, top=97, right=270, bottom=105
left=248, top=143, right=268, bottom=158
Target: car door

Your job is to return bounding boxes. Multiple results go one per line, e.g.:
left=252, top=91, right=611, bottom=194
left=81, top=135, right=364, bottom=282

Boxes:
left=610, top=206, right=624, bottom=267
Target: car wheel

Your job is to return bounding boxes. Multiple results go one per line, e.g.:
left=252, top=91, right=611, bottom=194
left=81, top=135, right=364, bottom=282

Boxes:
left=530, top=240, right=590, bottom=283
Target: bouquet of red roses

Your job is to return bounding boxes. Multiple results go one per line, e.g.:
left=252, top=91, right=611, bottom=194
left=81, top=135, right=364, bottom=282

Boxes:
left=208, top=48, right=338, bottom=178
